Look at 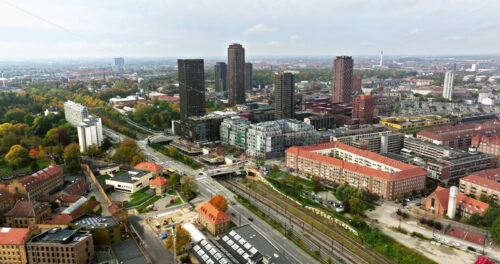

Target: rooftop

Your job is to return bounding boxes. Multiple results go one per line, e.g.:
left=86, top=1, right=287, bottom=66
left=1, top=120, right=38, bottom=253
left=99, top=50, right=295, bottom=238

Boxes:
left=63, top=178, right=89, bottom=196
left=5, top=201, right=50, bottom=217
left=111, top=239, right=148, bottom=264
left=62, top=197, right=88, bottom=215
left=18, top=165, right=62, bottom=191
left=70, top=215, right=119, bottom=229
left=149, top=176, right=168, bottom=186
left=134, top=162, right=164, bottom=172
left=29, top=228, right=90, bottom=245
left=461, top=174, right=500, bottom=192
left=106, top=170, right=151, bottom=184
left=198, top=202, right=230, bottom=225
left=0, top=227, right=30, bottom=245
left=222, top=225, right=290, bottom=264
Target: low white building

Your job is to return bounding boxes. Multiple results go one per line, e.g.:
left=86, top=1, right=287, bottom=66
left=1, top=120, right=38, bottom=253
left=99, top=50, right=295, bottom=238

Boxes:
left=105, top=170, right=154, bottom=193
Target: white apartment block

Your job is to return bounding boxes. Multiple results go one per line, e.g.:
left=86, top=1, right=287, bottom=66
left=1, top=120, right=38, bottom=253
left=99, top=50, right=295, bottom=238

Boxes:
left=220, top=117, right=251, bottom=149
left=64, top=101, right=103, bottom=152
left=245, top=119, right=319, bottom=158
left=443, top=71, right=454, bottom=100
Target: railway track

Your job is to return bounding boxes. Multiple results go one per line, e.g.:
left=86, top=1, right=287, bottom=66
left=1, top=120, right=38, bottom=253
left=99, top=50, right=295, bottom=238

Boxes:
left=225, top=179, right=391, bottom=264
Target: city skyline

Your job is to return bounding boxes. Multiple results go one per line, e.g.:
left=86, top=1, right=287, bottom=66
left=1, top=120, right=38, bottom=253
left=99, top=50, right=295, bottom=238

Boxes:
left=0, top=0, right=499, bottom=59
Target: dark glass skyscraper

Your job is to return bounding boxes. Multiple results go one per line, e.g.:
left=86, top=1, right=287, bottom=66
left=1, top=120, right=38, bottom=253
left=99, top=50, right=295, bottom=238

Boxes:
left=332, top=56, right=353, bottom=103
left=214, top=62, right=227, bottom=95
left=227, top=43, right=245, bottom=106
left=178, top=59, right=206, bottom=121
left=245, top=62, right=253, bottom=91
left=274, top=72, right=295, bottom=120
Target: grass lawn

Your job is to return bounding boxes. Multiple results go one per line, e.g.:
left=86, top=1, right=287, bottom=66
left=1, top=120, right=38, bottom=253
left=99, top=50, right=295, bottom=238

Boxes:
left=165, top=197, right=182, bottom=208
left=98, top=174, right=111, bottom=186
left=167, top=189, right=177, bottom=196
left=0, top=160, right=51, bottom=178
left=135, top=196, right=162, bottom=213
left=127, top=188, right=156, bottom=209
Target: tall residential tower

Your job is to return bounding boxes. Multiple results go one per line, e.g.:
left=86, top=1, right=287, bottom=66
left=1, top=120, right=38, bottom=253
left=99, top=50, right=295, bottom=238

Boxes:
left=332, top=56, right=353, bottom=103
left=227, top=43, right=246, bottom=106
left=214, top=62, right=227, bottom=95
left=178, top=59, right=206, bottom=121
left=274, top=72, right=295, bottom=120
left=245, top=62, right=253, bottom=91
left=443, top=71, right=454, bottom=100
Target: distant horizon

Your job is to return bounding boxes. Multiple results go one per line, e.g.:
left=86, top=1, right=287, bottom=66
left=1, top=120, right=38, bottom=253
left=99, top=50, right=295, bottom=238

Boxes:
left=1, top=53, right=500, bottom=62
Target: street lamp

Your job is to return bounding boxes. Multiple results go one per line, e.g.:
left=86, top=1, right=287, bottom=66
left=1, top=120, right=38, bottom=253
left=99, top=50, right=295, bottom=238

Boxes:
left=166, top=221, right=183, bottom=264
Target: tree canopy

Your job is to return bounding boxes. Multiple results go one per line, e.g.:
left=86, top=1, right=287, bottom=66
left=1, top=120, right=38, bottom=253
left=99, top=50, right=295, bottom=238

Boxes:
left=209, top=195, right=228, bottom=212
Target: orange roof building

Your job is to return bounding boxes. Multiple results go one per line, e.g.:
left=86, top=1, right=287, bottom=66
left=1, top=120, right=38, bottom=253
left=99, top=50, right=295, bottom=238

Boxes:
left=134, top=162, right=164, bottom=177
left=198, top=202, right=230, bottom=236
left=422, top=186, right=490, bottom=217
left=7, top=165, right=64, bottom=200
left=149, top=177, right=168, bottom=195
left=285, top=141, right=427, bottom=200
left=0, top=227, right=31, bottom=264
left=460, top=172, right=500, bottom=207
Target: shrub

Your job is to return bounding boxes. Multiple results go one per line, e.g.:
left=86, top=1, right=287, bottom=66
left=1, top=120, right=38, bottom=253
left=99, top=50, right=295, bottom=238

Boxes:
left=411, top=232, right=426, bottom=239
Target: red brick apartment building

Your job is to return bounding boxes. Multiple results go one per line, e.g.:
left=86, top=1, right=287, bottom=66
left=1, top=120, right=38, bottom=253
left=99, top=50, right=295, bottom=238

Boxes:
left=459, top=168, right=500, bottom=206
left=285, top=142, right=427, bottom=200
left=472, top=134, right=500, bottom=156
left=417, top=121, right=500, bottom=151
left=422, top=186, right=489, bottom=217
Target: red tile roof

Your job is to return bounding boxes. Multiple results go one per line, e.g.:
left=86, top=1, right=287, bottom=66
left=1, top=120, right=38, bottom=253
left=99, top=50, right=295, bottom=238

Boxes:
left=158, top=95, right=179, bottom=102
left=63, top=178, right=89, bottom=196
left=18, top=165, right=62, bottom=191
left=461, top=175, right=500, bottom=192
left=0, top=227, right=30, bottom=245
left=457, top=194, right=490, bottom=214
left=149, top=177, right=168, bottom=186
left=286, top=142, right=426, bottom=180
left=134, top=162, right=164, bottom=172
left=48, top=214, right=74, bottom=225
left=198, top=202, right=230, bottom=225
left=0, top=188, right=14, bottom=203
left=425, top=186, right=489, bottom=215
left=5, top=201, right=50, bottom=217
left=417, top=121, right=500, bottom=142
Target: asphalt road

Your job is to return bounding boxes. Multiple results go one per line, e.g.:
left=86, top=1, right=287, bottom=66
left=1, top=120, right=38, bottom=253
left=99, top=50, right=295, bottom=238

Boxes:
left=103, top=131, right=318, bottom=264
left=129, top=215, right=174, bottom=264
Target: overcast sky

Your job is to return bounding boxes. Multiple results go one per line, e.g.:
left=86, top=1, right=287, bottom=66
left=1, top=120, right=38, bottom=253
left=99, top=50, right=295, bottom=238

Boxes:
left=0, top=0, right=499, bottom=59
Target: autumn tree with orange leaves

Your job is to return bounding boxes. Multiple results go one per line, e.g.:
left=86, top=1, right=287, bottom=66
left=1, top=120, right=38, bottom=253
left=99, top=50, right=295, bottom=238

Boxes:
left=209, top=195, right=228, bottom=212
left=29, top=146, right=45, bottom=159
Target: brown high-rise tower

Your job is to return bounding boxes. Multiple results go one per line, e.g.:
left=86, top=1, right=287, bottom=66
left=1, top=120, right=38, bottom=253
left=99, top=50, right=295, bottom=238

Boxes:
left=227, top=43, right=246, bottom=106
left=352, top=94, right=374, bottom=124
left=178, top=59, right=206, bottom=121
left=332, top=56, right=353, bottom=103
left=274, top=72, right=295, bottom=120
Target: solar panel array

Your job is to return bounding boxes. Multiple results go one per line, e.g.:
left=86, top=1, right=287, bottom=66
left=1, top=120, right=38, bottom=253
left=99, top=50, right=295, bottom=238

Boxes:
left=218, top=230, right=261, bottom=263
left=193, top=239, right=233, bottom=264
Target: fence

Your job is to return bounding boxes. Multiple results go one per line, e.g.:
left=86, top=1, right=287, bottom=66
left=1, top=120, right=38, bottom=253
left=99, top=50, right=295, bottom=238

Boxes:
left=82, top=163, right=113, bottom=206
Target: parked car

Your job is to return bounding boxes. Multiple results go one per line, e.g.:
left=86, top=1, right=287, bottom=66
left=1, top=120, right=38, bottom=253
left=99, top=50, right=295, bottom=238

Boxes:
left=231, top=213, right=236, bottom=217
left=248, top=217, right=253, bottom=222
left=467, top=246, right=477, bottom=252
left=161, top=233, right=169, bottom=239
